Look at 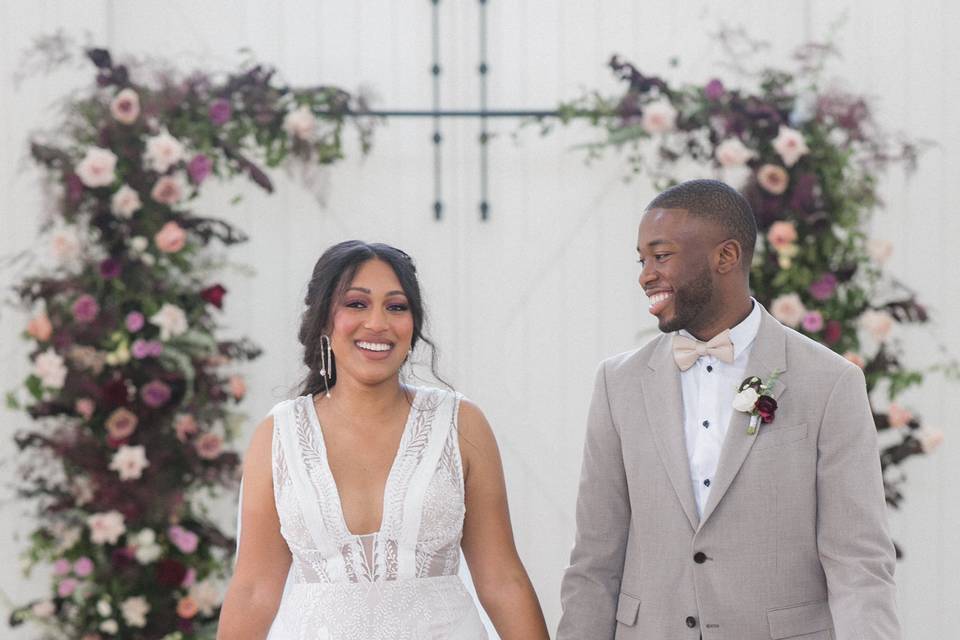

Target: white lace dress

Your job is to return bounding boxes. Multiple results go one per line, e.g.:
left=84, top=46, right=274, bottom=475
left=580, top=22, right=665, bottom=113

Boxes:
left=265, top=387, right=488, bottom=639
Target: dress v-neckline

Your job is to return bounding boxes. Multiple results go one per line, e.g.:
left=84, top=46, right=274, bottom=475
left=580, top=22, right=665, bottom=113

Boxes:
left=306, top=388, right=420, bottom=538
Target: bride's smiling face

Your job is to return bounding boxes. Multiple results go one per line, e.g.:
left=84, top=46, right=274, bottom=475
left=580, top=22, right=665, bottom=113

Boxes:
left=328, top=259, right=414, bottom=387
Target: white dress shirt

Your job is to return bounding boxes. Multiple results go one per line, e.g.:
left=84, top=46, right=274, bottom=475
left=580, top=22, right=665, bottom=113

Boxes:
left=679, top=299, right=762, bottom=517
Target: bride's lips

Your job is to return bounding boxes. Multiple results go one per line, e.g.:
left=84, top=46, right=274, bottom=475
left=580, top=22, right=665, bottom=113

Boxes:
left=646, top=290, right=673, bottom=316
left=354, top=340, right=394, bottom=361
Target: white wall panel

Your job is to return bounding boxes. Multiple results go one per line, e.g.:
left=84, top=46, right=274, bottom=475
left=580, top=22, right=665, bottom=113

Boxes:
left=1, top=1, right=957, bottom=636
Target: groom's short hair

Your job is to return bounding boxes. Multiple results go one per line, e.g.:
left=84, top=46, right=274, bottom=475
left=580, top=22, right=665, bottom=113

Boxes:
left=646, top=179, right=758, bottom=270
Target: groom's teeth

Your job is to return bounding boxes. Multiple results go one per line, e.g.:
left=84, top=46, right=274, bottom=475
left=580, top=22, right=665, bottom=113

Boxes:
left=648, top=292, right=672, bottom=307
left=357, top=341, right=391, bottom=352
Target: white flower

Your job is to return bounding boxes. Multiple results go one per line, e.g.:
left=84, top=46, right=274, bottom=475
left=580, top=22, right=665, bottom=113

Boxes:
left=130, top=236, right=149, bottom=253
left=770, top=293, right=807, bottom=328
left=867, top=239, right=893, bottom=265
left=76, top=147, right=118, bottom=188
left=111, top=185, right=142, bottom=218
left=33, top=349, right=68, bottom=389
left=131, top=529, right=163, bottom=564
left=100, top=619, right=119, bottom=634
left=97, top=599, right=113, bottom=617
left=283, top=105, right=318, bottom=141
left=88, top=511, right=126, bottom=545
left=150, top=174, right=185, bottom=206
left=143, top=131, right=185, bottom=173
left=641, top=99, right=677, bottom=134
left=190, top=580, right=222, bottom=616
left=714, top=138, right=756, bottom=167
left=150, top=303, right=188, bottom=340
left=860, top=309, right=895, bottom=342
left=121, top=596, right=150, bottom=628
left=732, top=387, right=760, bottom=413
left=109, top=445, right=150, bottom=481
left=771, top=125, right=810, bottom=167
left=31, top=600, right=56, bottom=618
left=50, top=225, right=83, bottom=267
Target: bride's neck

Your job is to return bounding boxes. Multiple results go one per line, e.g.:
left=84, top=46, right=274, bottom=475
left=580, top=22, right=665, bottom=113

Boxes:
left=325, top=376, right=408, bottom=421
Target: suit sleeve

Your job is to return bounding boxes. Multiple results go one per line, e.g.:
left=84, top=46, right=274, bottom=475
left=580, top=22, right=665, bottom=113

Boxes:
left=817, top=364, right=901, bottom=639
left=557, top=362, right=631, bottom=640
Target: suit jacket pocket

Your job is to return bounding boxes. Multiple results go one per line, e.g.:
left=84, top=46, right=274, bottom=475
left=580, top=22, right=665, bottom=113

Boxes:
left=753, top=423, right=808, bottom=451
left=615, top=592, right=640, bottom=626
left=767, top=599, right=833, bottom=639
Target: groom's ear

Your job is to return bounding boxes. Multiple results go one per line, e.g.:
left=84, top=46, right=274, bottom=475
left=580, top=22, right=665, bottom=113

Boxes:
left=715, top=239, right=743, bottom=274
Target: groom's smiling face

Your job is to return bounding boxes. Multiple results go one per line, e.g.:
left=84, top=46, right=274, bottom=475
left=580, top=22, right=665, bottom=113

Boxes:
left=637, top=207, right=721, bottom=335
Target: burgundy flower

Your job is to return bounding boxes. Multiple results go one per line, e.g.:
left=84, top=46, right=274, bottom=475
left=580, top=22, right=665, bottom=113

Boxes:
left=200, top=284, right=227, bottom=309
left=99, top=258, right=122, bottom=279
left=72, top=294, right=100, bottom=323
left=111, top=546, right=136, bottom=569
left=809, top=273, right=838, bottom=301
left=756, top=395, right=778, bottom=423
left=140, top=380, right=172, bottom=408
left=100, top=377, right=130, bottom=407
left=789, top=173, right=819, bottom=213
left=823, top=320, right=843, bottom=345
left=187, top=154, right=213, bottom=184
left=156, top=559, right=188, bottom=587
left=704, top=78, right=725, bottom=101
left=208, top=99, right=232, bottom=126
left=66, top=173, right=85, bottom=206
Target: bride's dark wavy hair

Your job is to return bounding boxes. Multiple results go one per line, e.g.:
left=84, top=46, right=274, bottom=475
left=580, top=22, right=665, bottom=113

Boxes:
left=297, top=240, right=445, bottom=397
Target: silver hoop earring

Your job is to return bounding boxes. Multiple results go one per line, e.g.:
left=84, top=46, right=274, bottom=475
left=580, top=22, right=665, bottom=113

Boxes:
left=319, top=334, right=333, bottom=398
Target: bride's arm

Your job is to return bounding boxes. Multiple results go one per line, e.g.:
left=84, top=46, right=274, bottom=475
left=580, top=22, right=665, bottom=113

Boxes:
left=459, top=401, right=550, bottom=640
left=217, top=416, right=291, bottom=639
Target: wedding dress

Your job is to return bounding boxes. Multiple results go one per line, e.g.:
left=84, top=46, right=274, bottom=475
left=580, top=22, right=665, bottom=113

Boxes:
left=263, top=386, right=489, bottom=639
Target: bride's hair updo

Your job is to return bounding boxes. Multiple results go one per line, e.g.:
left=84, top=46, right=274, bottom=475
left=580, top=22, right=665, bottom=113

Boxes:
left=297, top=240, right=442, bottom=396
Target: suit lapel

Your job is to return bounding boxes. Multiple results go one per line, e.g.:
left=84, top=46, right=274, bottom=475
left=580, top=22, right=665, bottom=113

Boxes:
left=642, top=336, right=700, bottom=531
left=698, top=309, right=788, bottom=528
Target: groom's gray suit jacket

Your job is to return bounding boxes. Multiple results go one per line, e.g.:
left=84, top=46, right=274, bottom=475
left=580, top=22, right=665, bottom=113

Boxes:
left=557, top=307, right=900, bottom=639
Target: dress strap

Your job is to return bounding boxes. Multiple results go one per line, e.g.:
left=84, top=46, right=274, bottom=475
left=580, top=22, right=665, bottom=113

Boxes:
left=274, top=397, right=346, bottom=580
left=396, top=388, right=462, bottom=578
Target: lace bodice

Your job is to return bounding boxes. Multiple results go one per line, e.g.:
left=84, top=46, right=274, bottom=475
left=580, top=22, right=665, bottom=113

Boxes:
left=271, top=387, right=466, bottom=585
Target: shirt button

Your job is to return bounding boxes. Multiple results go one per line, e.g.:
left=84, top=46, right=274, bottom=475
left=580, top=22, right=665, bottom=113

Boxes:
left=694, top=551, right=707, bottom=563
left=703, top=479, right=711, bottom=487
left=686, top=615, right=698, bottom=628
left=706, top=365, right=713, bottom=372
left=702, top=420, right=709, bottom=428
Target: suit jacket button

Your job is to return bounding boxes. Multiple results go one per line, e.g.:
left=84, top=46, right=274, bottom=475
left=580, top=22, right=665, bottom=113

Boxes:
left=693, top=551, right=707, bottom=564
left=685, top=616, right=697, bottom=628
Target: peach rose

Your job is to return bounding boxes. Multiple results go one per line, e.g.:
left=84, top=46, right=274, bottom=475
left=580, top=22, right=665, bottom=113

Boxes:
left=106, top=407, right=139, bottom=439
left=175, top=414, right=199, bottom=442
left=757, top=164, right=789, bottom=195
left=110, top=88, right=140, bottom=125
left=770, top=293, right=806, bottom=328
left=772, top=125, right=810, bottom=167
left=229, top=375, right=246, bottom=400
left=176, top=596, right=199, bottom=619
left=75, top=398, right=96, bottom=419
left=195, top=432, right=224, bottom=460
left=766, top=221, right=797, bottom=252
left=917, top=426, right=944, bottom=453
left=154, top=221, right=187, bottom=253
left=27, top=312, right=53, bottom=341
left=714, top=138, right=756, bottom=167
left=843, top=351, right=865, bottom=369
left=887, top=403, right=912, bottom=429
left=867, top=239, right=893, bottom=265
left=150, top=175, right=184, bottom=206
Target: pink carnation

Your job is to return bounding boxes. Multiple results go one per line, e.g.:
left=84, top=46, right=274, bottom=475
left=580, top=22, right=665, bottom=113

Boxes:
left=75, top=398, right=96, bottom=419
left=168, top=525, right=200, bottom=554
left=72, top=294, right=100, bottom=323
left=73, top=556, right=95, bottom=577
left=53, top=558, right=72, bottom=576
left=154, top=221, right=187, bottom=253
left=801, top=310, right=824, bottom=332
left=140, top=380, right=172, bottom=408
left=126, top=311, right=145, bottom=332
left=57, top=578, right=79, bottom=598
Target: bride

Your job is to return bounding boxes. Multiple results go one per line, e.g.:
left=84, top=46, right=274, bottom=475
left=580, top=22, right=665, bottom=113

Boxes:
left=217, top=241, right=549, bottom=639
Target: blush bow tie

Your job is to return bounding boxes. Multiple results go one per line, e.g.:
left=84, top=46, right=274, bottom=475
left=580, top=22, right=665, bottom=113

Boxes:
left=672, top=330, right=735, bottom=371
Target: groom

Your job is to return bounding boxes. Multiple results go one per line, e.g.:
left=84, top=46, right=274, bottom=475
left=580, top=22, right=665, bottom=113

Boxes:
left=557, top=180, right=899, bottom=639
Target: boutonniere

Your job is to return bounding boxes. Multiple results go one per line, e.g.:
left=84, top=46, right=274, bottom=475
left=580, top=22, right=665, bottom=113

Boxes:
left=732, top=371, right=782, bottom=435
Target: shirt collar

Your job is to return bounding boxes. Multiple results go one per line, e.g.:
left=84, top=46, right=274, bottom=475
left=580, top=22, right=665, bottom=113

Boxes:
left=678, top=298, right=762, bottom=361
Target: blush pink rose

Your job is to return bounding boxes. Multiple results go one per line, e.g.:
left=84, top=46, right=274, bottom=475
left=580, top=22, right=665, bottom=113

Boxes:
left=917, top=426, right=944, bottom=453
left=757, top=164, right=789, bottom=195
left=27, top=313, right=53, bottom=341
left=843, top=351, right=865, bottom=368
left=105, top=407, right=139, bottom=440
left=74, top=556, right=95, bottom=577
left=175, top=414, right=199, bottom=442
left=57, top=578, right=79, bottom=598
left=283, top=105, right=318, bottom=141
left=110, top=88, right=141, bottom=125
left=75, top=398, right=96, bottom=419
left=229, top=375, right=246, bottom=400
left=640, top=99, right=678, bottom=134
left=770, top=293, right=806, bottom=328
left=150, top=175, right=185, bottom=206
left=144, top=131, right=185, bottom=173
left=714, top=138, right=756, bottom=167
left=76, top=147, right=118, bottom=188
left=772, top=125, right=810, bottom=167
left=53, top=558, right=72, bottom=576
left=195, top=432, right=224, bottom=460
left=154, top=221, right=187, bottom=253
left=860, top=309, right=895, bottom=342
left=867, top=239, right=893, bottom=265
left=111, top=185, right=142, bottom=218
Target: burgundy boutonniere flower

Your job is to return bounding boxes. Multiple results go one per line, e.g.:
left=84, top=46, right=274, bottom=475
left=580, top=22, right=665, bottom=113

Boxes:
left=200, top=284, right=227, bottom=309
left=733, top=371, right=782, bottom=434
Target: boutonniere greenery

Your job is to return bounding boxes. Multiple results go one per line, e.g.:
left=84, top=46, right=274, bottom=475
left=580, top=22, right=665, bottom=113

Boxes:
left=733, top=371, right=782, bottom=435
